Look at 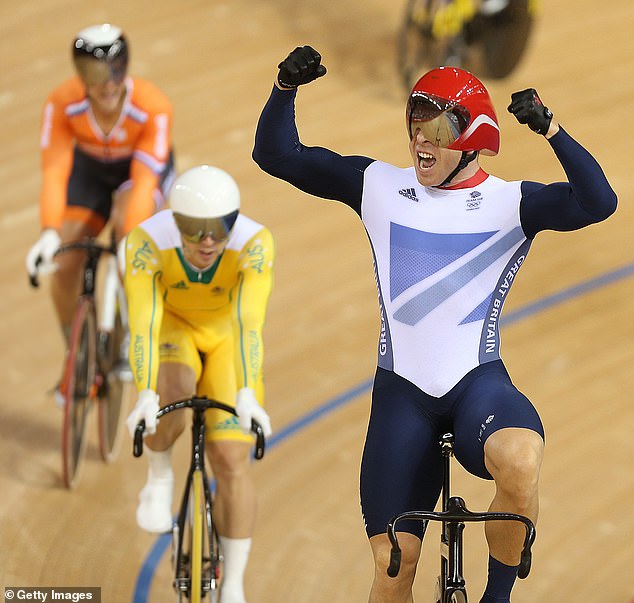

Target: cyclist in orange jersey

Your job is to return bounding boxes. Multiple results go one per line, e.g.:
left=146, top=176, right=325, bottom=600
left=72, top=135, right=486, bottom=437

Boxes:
left=26, top=23, right=175, bottom=389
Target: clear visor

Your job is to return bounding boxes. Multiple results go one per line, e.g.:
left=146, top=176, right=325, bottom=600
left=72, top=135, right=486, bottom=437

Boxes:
left=408, top=94, right=470, bottom=147
left=173, top=211, right=239, bottom=244
left=74, top=56, right=127, bottom=86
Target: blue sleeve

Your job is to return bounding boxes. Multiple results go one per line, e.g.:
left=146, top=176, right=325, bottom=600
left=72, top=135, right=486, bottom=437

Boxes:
left=252, top=86, right=374, bottom=215
left=519, top=127, right=617, bottom=239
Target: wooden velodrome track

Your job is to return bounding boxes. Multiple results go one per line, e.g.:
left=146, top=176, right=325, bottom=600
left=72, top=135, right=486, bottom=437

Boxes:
left=1, top=0, right=633, bottom=601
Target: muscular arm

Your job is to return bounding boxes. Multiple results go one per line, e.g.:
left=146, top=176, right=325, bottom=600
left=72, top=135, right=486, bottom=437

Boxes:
left=232, top=228, right=275, bottom=395
left=519, top=127, right=617, bottom=239
left=123, top=227, right=165, bottom=392
left=252, top=86, right=373, bottom=214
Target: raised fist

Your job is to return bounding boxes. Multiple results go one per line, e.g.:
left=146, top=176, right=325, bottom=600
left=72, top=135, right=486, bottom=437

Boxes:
left=277, top=45, right=327, bottom=89
left=507, top=88, right=553, bottom=135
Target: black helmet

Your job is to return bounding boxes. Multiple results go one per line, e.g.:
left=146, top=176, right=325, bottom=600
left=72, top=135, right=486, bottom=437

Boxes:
left=72, top=24, right=129, bottom=85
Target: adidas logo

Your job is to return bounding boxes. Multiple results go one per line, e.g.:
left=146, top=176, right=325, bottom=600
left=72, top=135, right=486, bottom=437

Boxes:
left=171, top=280, right=188, bottom=289
left=399, top=187, right=419, bottom=202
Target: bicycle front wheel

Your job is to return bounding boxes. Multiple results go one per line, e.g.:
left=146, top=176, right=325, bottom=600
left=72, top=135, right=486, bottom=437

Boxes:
left=189, top=470, right=206, bottom=603
left=398, top=0, right=434, bottom=91
left=397, top=0, right=474, bottom=92
left=172, top=470, right=211, bottom=603
left=477, top=0, right=534, bottom=78
left=97, top=306, right=127, bottom=462
left=448, top=590, right=467, bottom=603
left=205, top=483, right=222, bottom=603
left=61, top=296, right=98, bottom=489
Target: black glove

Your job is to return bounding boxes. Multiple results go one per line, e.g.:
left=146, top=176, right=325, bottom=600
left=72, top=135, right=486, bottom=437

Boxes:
left=277, top=46, right=327, bottom=89
left=507, top=88, right=553, bottom=135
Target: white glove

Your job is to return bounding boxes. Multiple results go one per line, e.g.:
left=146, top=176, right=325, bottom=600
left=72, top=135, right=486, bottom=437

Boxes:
left=126, top=389, right=160, bottom=438
left=26, top=228, right=61, bottom=276
left=236, top=388, right=272, bottom=438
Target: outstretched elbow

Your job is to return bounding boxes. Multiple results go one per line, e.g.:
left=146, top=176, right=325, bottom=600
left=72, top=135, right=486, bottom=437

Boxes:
left=252, top=147, right=273, bottom=173
left=252, top=144, right=295, bottom=181
left=596, top=189, right=618, bottom=222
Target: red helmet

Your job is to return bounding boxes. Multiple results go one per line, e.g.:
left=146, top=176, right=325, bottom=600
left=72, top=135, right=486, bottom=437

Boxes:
left=406, top=66, right=500, bottom=156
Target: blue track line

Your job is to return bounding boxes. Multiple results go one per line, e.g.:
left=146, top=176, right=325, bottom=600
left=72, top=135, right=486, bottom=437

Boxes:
left=132, top=261, right=634, bottom=602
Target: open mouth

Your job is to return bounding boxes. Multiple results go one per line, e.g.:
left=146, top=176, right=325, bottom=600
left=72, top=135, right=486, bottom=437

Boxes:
left=418, top=151, right=436, bottom=170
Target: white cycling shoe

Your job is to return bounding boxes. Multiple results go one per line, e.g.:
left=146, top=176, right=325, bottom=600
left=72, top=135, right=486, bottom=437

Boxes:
left=136, top=474, right=174, bottom=533
left=220, top=591, right=247, bottom=603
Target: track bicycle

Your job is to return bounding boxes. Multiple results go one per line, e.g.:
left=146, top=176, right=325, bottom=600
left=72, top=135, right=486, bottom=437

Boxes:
left=398, top=0, right=537, bottom=91
left=386, top=433, right=535, bottom=602
left=133, top=396, right=266, bottom=603
left=30, top=235, right=130, bottom=488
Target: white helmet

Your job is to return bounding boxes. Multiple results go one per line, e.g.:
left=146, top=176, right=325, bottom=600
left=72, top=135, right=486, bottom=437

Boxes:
left=169, top=165, right=240, bottom=242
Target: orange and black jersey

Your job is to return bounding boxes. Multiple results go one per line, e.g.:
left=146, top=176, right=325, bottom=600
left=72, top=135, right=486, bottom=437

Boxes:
left=39, top=76, right=173, bottom=229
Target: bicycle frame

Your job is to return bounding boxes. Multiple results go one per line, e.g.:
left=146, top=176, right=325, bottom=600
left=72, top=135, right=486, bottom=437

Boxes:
left=30, top=235, right=129, bottom=487
left=133, top=397, right=265, bottom=602
left=386, top=433, right=535, bottom=602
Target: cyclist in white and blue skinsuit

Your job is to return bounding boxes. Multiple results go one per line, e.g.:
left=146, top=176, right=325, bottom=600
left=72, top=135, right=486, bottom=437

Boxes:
left=252, top=46, right=617, bottom=603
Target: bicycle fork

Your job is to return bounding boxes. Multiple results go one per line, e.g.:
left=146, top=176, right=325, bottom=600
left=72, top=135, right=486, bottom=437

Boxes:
left=172, top=409, right=221, bottom=602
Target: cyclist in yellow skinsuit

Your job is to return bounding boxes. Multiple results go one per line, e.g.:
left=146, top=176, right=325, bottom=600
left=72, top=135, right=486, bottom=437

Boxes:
left=124, top=165, right=274, bottom=603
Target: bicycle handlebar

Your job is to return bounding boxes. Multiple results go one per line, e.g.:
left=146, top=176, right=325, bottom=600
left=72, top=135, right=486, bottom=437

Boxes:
left=28, top=238, right=117, bottom=289
left=29, top=257, right=43, bottom=288
left=386, top=496, right=536, bottom=579
left=132, top=396, right=266, bottom=460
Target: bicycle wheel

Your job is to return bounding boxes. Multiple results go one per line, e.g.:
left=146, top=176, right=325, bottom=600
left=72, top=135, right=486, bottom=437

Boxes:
left=172, top=470, right=209, bottom=603
left=397, top=0, right=475, bottom=92
left=61, top=296, right=98, bottom=489
left=398, top=0, right=439, bottom=92
left=448, top=590, right=467, bottom=603
left=192, top=471, right=205, bottom=602
left=205, top=491, right=222, bottom=602
left=97, top=305, right=126, bottom=462
left=476, top=0, right=534, bottom=78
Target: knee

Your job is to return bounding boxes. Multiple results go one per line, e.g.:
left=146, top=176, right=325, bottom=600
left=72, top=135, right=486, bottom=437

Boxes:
left=371, top=533, right=420, bottom=590
left=207, top=442, right=251, bottom=482
left=53, top=253, right=82, bottom=287
left=146, top=410, right=185, bottom=448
